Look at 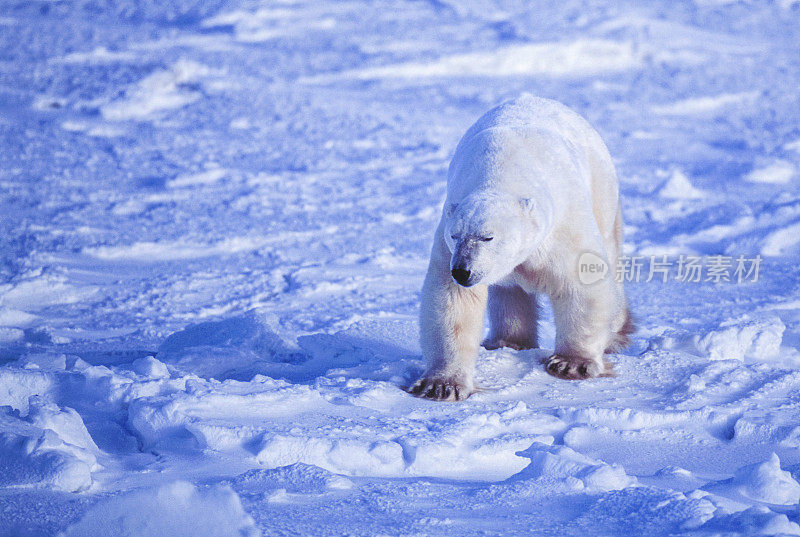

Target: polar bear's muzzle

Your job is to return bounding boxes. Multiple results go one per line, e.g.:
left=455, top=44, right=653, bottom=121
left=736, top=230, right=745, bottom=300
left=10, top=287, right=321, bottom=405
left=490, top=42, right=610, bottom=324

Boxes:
left=450, top=242, right=479, bottom=287
left=451, top=266, right=474, bottom=287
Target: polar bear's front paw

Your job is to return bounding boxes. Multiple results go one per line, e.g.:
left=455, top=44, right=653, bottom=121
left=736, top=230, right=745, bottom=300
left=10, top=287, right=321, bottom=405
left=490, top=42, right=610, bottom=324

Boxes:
left=545, top=354, right=602, bottom=380
left=408, top=377, right=471, bottom=401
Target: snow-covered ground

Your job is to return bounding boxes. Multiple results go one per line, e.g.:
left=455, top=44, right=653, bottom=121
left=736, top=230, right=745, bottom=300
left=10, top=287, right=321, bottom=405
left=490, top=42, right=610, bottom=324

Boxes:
left=2, top=0, right=800, bottom=535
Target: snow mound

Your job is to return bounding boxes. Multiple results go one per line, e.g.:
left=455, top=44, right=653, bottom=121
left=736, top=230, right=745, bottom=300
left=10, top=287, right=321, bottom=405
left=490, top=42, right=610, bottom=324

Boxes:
left=251, top=413, right=540, bottom=481
left=60, top=481, right=260, bottom=537
left=129, top=352, right=551, bottom=481
left=0, top=307, right=36, bottom=328
left=700, top=505, right=800, bottom=536
left=510, top=442, right=636, bottom=493
left=230, top=463, right=354, bottom=497
left=0, top=327, right=23, bottom=343
left=651, top=466, right=707, bottom=492
left=157, top=316, right=419, bottom=385
left=27, top=400, right=100, bottom=455
left=730, top=453, right=800, bottom=505
left=294, top=318, right=420, bottom=383
left=156, top=311, right=296, bottom=379
left=129, top=355, right=170, bottom=379
left=695, top=316, right=785, bottom=362
left=0, top=402, right=100, bottom=492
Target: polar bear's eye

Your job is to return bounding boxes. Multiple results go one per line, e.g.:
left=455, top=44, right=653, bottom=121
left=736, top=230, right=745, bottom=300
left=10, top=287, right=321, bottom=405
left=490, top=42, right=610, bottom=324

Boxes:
left=480, top=237, right=493, bottom=242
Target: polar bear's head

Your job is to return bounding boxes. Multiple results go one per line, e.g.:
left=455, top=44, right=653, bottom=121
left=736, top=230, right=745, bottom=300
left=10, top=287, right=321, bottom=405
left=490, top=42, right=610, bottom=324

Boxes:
left=444, top=191, right=549, bottom=287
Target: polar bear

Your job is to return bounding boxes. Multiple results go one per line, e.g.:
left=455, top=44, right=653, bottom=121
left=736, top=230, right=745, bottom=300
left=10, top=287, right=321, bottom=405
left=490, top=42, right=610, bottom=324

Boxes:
left=409, top=94, right=632, bottom=401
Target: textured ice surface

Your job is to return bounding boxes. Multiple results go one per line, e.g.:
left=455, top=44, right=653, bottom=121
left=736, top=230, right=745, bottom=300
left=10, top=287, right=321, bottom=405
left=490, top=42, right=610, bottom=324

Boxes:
left=2, top=0, right=800, bottom=535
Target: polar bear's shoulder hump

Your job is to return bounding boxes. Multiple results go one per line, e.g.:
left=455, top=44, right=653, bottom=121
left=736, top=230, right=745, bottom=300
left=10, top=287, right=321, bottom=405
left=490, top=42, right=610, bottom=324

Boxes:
left=461, top=94, right=593, bottom=148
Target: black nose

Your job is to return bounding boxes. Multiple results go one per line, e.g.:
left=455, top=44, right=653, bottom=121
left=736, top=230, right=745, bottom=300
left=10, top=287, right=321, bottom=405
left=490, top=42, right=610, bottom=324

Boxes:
left=451, top=267, right=471, bottom=286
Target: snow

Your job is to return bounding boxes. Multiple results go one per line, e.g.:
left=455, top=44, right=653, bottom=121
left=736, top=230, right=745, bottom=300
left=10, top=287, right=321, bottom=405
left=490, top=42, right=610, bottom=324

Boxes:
left=61, top=481, right=260, bottom=537
left=762, top=221, right=800, bottom=257
left=695, top=316, right=786, bottom=362
left=656, top=169, right=706, bottom=200
left=746, top=160, right=797, bottom=185
left=725, top=453, right=800, bottom=505
left=101, top=60, right=216, bottom=122
left=337, top=39, right=641, bottom=80
left=2, top=0, right=800, bottom=535
left=0, top=402, right=99, bottom=493
left=652, top=91, right=760, bottom=116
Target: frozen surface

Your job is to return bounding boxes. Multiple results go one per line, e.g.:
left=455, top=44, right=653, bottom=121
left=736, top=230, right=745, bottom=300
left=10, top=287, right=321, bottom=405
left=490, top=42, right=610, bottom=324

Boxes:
left=61, top=481, right=260, bottom=537
left=1, top=0, right=800, bottom=535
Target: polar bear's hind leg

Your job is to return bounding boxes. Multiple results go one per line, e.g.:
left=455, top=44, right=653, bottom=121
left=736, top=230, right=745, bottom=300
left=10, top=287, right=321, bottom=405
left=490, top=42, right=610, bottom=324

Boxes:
left=546, top=274, right=618, bottom=380
left=606, top=308, right=634, bottom=354
left=482, top=285, right=539, bottom=351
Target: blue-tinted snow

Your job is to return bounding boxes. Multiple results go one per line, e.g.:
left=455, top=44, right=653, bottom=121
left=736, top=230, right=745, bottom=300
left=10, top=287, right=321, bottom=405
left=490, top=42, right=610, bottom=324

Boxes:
left=1, top=0, right=800, bottom=535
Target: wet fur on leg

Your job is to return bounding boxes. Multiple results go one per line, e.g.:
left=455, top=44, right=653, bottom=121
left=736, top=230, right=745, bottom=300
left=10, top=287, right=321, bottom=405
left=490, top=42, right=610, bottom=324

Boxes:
left=605, top=309, right=635, bottom=354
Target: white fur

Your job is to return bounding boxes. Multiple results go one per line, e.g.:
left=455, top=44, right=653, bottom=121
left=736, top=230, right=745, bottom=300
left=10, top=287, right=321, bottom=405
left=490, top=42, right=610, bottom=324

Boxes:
left=411, top=94, right=629, bottom=401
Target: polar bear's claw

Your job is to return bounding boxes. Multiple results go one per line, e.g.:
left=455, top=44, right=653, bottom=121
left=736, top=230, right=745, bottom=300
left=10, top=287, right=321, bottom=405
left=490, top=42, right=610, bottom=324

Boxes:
left=408, top=378, right=470, bottom=401
left=545, top=354, right=602, bottom=380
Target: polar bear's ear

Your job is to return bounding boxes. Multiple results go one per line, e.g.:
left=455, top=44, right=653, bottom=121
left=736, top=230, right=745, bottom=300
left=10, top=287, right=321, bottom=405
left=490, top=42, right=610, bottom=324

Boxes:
left=445, top=202, right=458, bottom=217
